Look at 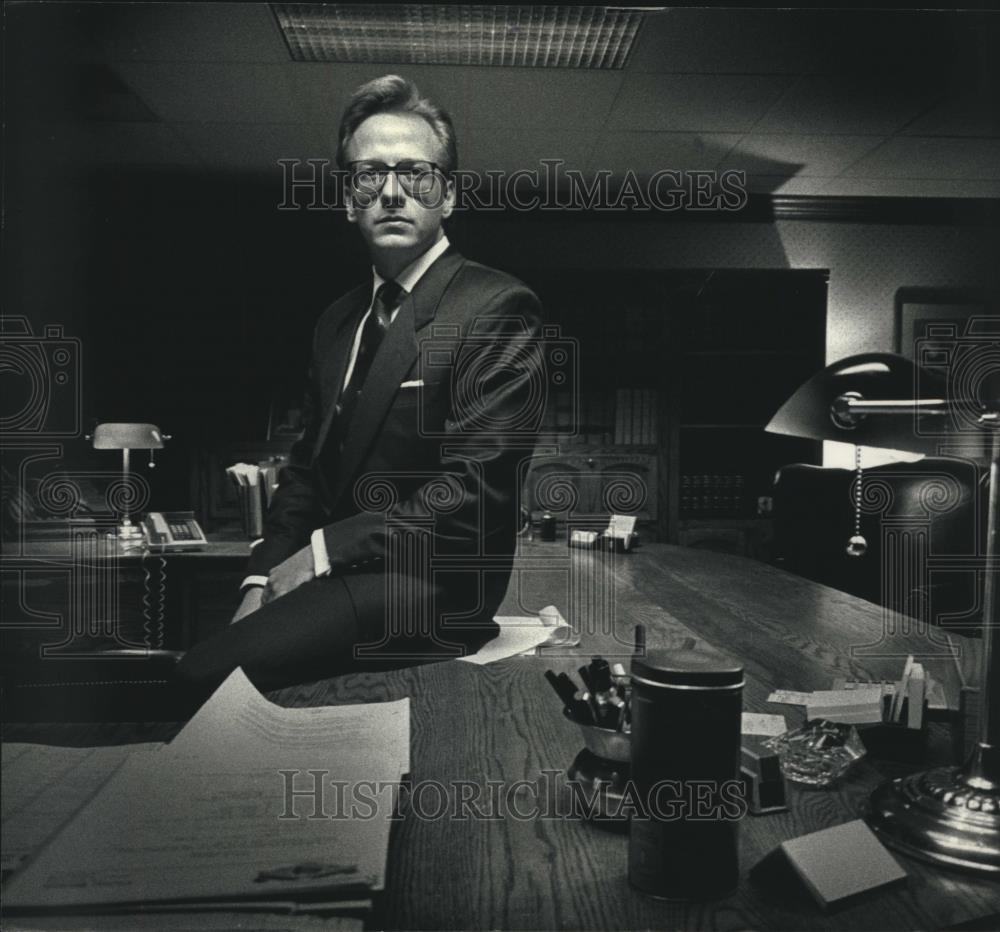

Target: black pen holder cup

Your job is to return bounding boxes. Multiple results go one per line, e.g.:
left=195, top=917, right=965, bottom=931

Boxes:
left=564, top=709, right=631, bottom=827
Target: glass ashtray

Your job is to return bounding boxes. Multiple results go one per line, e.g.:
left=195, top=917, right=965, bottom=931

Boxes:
left=763, top=719, right=867, bottom=787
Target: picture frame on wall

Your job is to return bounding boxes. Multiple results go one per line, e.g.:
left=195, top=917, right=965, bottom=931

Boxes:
left=894, top=287, right=986, bottom=361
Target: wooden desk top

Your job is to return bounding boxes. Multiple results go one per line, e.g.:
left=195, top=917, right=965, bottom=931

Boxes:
left=4, top=541, right=999, bottom=930
left=1, top=534, right=250, bottom=563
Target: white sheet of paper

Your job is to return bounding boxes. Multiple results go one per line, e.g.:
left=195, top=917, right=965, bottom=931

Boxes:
left=167, top=668, right=410, bottom=775
left=607, top=514, right=637, bottom=537
left=767, top=689, right=812, bottom=706
left=806, top=686, right=885, bottom=724
left=459, top=616, right=559, bottom=665
left=3, top=669, right=409, bottom=910
left=742, top=713, right=788, bottom=737
left=1, top=743, right=162, bottom=874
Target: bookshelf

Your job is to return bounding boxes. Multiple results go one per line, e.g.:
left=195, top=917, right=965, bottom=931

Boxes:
left=517, top=268, right=827, bottom=550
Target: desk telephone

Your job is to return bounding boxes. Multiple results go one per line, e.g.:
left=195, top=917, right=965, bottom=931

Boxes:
left=141, top=511, right=207, bottom=551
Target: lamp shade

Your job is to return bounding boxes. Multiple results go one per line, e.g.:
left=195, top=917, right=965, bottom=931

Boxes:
left=764, top=353, right=950, bottom=456
left=91, top=423, right=164, bottom=450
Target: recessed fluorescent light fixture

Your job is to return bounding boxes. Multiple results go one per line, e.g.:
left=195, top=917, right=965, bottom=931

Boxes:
left=272, top=4, right=647, bottom=68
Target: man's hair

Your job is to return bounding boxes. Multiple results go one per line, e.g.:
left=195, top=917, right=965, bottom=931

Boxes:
left=336, top=74, right=458, bottom=174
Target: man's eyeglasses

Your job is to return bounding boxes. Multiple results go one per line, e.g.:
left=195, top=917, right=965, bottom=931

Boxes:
left=346, top=160, right=445, bottom=204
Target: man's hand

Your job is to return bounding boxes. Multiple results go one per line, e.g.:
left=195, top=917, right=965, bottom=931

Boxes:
left=263, top=545, right=316, bottom=604
left=231, top=586, right=265, bottom=625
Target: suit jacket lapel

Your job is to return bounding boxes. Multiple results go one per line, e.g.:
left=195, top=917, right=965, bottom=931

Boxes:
left=314, top=286, right=369, bottom=458
left=330, top=248, right=465, bottom=509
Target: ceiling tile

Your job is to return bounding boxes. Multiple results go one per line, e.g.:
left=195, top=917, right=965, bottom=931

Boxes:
left=811, top=10, right=991, bottom=78
left=285, top=63, right=469, bottom=130
left=462, top=71, right=622, bottom=130
left=589, top=133, right=742, bottom=178
left=115, top=62, right=309, bottom=123
left=461, top=128, right=591, bottom=176
left=608, top=74, right=789, bottom=133
left=900, top=91, right=1000, bottom=138
left=171, top=122, right=330, bottom=172
left=629, top=9, right=833, bottom=74
left=843, top=137, right=1000, bottom=180
left=95, top=2, right=288, bottom=62
left=746, top=175, right=831, bottom=196
left=722, top=135, right=883, bottom=178
left=755, top=74, right=935, bottom=136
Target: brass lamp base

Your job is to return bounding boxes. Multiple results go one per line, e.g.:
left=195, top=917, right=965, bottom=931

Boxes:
left=865, top=745, right=1000, bottom=874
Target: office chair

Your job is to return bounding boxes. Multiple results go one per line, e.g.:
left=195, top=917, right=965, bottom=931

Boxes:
left=772, top=457, right=986, bottom=636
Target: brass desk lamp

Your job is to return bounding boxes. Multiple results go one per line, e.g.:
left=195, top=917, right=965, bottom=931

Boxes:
left=90, top=422, right=166, bottom=541
left=767, top=351, right=1000, bottom=874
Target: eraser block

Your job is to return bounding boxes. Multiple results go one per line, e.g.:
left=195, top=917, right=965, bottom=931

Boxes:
left=778, top=820, right=907, bottom=910
left=740, top=765, right=788, bottom=815
left=742, top=742, right=782, bottom=783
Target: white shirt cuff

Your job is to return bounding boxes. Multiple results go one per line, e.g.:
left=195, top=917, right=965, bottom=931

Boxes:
left=241, top=575, right=269, bottom=591
left=311, top=527, right=332, bottom=577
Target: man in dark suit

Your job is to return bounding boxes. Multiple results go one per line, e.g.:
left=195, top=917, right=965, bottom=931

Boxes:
left=178, top=75, right=544, bottom=689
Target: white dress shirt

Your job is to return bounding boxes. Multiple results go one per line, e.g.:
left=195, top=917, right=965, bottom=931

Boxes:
left=242, top=234, right=451, bottom=592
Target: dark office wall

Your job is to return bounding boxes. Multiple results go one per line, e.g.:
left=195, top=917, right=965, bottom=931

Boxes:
left=8, top=172, right=999, bottom=425
left=450, top=215, right=999, bottom=362
left=4, top=165, right=998, bottom=503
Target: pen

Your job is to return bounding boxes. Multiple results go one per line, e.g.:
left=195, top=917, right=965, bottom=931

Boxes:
left=610, top=695, right=627, bottom=730
left=573, top=690, right=598, bottom=725
left=555, top=672, right=578, bottom=703
left=546, top=671, right=582, bottom=712
left=544, top=670, right=571, bottom=710
left=578, top=665, right=594, bottom=692
left=634, top=624, right=646, bottom=656
left=590, top=657, right=612, bottom=694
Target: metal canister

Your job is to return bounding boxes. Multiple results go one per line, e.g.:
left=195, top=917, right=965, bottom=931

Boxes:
left=627, top=648, right=744, bottom=900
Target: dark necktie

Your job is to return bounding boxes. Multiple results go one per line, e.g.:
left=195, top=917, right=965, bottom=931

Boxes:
left=334, top=279, right=404, bottom=438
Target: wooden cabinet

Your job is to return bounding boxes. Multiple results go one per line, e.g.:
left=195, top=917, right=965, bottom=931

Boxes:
left=522, top=449, right=657, bottom=532
left=517, top=269, right=826, bottom=549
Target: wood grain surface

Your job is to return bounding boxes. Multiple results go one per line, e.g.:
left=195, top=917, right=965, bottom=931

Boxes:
left=5, top=540, right=999, bottom=930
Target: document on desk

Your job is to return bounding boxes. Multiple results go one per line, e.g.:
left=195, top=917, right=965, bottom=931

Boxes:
left=459, top=615, right=572, bottom=665
left=1, top=742, right=162, bottom=875
left=167, top=666, right=410, bottom=774
left=3, top=669, right=409, bottom=912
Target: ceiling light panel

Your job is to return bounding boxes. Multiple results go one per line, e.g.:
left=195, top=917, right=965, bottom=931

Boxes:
left=272, top=4, right=645, bottom=69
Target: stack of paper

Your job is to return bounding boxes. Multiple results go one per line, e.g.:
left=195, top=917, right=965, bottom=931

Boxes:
left=3, top=669, right=409, bottom=917
left=804, top=686, right=885, bottom=724
left=2, top=743, right=161, bottom=876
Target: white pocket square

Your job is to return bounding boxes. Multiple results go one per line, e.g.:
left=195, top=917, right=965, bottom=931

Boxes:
left=399, top=379, right=424, bottom=388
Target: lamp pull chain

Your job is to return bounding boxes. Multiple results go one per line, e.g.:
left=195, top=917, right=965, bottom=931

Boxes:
left=847, top=445, right=868, bottom=557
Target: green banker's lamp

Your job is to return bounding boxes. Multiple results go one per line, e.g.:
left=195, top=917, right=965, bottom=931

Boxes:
left=767, top=351, right=1000, bottom=874
left=90, top=422, right=166, bottom=541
